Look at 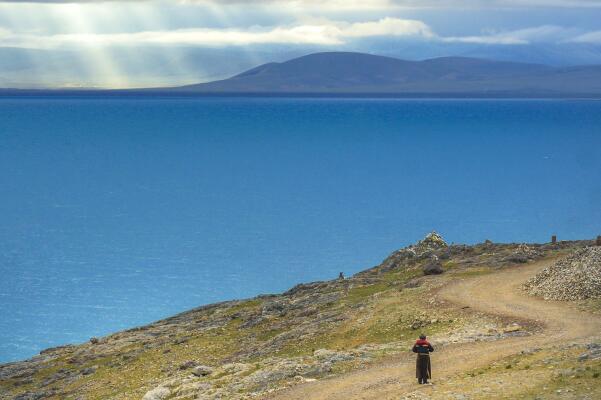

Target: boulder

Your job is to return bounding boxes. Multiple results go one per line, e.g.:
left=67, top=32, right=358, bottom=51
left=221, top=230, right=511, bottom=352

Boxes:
left=505, top=254, right=529, bottom=264
left=192, top=365, right=214, bottom=377
left=179, top=361, right=198, bottom=370
left=142, top=386, right=170, bottom=400
left=423, top=261, right=444, bottom=275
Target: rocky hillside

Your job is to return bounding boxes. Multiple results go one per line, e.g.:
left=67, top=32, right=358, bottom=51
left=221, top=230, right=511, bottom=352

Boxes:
left=524, top=247, right=601, bottom=300
left=0, top=234, right=594, bottom=400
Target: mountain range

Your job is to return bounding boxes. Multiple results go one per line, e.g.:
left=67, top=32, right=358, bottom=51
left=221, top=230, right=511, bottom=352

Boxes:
left=170, top=52, right=601, bottom=97
left=3, top=51, right=601, bottom=97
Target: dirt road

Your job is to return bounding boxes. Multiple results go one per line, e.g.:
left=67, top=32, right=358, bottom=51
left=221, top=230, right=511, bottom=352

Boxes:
left=265, top=259, right=601, bottom=400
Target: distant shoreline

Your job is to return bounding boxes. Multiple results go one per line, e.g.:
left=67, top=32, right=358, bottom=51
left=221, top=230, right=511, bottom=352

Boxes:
left=2, top=89, right=601, bottom=99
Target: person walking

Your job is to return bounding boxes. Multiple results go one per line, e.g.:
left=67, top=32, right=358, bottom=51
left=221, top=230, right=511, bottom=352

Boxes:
left=412, top=334, right=434, bottom=384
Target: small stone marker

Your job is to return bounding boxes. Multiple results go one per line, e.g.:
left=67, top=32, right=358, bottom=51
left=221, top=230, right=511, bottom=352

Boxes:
left=551, top=235, right=557, bottom=244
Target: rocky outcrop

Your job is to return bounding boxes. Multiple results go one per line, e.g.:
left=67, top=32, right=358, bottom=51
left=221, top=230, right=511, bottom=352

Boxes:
left=524, top=247, right=601, bottom=300
left=504, top=244, right=542, bottom=264
left=578, top=343, right=601, bottom=361
left=377, top=232, right=448, bottom=273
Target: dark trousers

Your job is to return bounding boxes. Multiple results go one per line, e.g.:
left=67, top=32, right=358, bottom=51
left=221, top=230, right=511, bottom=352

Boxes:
left=416, top=354, right=431, bottom=384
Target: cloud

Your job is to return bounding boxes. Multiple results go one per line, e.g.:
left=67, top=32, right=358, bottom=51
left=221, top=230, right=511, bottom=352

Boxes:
left=0, top=17, right=435, bottom=48
left=0, top=0, right=136, bottom=3
left=392, top=0, right=601, bottom=7
left=181, top=0, right=601, bottom=9
left=443, top=35, right=528, bottom=45
left=187, top=0, right=601, bottom=8
left=339, top=18, right=434, bottom=38
left=0, top=12, right=596, bottom=50
left=443, top=25, right=576, bottom=45
left=570, top=30, right=601, bottom=43
left=0, top=20, right=595, bottom=48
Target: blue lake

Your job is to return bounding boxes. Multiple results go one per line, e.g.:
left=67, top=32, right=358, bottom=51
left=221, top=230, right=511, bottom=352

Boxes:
left=1, top=97, right=600, bottom=363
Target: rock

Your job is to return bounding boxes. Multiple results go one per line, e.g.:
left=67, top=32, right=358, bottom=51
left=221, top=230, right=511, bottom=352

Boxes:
left=404, top=279, right=422, bottom=288
left=244, top=360, right=302, bottom=389
left=418, top=232, right=448, bottom=251
left=173, top=337, right=188, bottom=345
left=423, top=260, right=444, bottom=275
left=503, top=324, right=522, bottom=333
left=142, top=386, right=170, bottom=400
left=40, top=368, right=80, bottom=387
left=505, top=244, right=542, bottom=264
left=521, top=347, right=542, bottom=355
left=81, top=367, right=96, bottom=376
left=262, top=300, right=290, bottom=316
left=39, top=344, right=75, bottom=355
left=89, top=337, right=99, bottom=345
left=578, top=342, right=601, bottom=361
left=313, top=349, right=354, bottom=363
left=524, top=247, right=601, bottom=300
left=506, top=254, right=529, bottom=264
left=179, top=361, right=198, bottom=370
left=192, top=365, right=214, bottom=377
left=14, top=393, right=44, bottom=400
left=221, top=363, right=251, bottom=375
left=410, top=318, right=428, bottom=330
left=175, top=381, right=212, bottom=398
left=377, top=232, right=448, bottom=272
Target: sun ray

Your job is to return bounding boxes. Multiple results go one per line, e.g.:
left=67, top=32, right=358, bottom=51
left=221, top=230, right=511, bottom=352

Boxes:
left=49, top=3, right=131, bottom=88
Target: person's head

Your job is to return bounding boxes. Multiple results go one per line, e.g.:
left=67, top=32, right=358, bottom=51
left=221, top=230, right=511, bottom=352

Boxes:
left=419, top=334, right=426, bottom=340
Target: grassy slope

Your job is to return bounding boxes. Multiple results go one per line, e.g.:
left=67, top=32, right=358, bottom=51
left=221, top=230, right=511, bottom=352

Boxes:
left=0, top=240, right=596, bottom=400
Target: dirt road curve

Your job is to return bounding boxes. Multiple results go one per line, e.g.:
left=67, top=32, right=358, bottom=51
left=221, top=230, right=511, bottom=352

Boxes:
left=265, top=259, right=601, bottom=400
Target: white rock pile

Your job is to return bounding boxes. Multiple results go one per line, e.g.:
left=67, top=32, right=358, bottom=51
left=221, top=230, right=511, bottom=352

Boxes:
left=524, top=247, right=601, bottom=300
left=397, top=231, right=448, bottom=259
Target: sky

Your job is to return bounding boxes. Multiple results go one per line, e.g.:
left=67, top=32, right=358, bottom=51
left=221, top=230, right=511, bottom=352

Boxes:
left=1, top=0, right=601, bottom=88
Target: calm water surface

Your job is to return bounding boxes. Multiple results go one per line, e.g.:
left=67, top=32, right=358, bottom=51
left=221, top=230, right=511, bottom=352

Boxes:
left=1, top=98, right=600, bottom=362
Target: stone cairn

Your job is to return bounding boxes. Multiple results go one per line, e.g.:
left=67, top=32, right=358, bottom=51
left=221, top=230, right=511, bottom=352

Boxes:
left=378, top=232, right=448, bottom=273
left=523, top=247, right=601, bottom=300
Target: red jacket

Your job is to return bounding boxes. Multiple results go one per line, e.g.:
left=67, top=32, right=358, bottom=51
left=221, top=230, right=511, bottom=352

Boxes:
left=412, top=339, right=434, bottom=354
